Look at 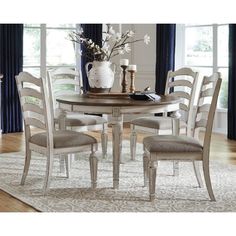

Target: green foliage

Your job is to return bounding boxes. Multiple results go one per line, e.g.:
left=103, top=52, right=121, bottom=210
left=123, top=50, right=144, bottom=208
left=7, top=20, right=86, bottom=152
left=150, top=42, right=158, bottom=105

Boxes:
left=219, top=79, right=228, bottom=109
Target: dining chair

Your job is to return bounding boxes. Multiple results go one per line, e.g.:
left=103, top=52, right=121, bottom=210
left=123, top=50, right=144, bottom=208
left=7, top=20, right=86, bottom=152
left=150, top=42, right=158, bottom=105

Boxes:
left=16, top=72, right=98, bottom=194
left=130, top=67, right=199, bottom=161
left=142, top=72, right=222, bottom=201
left=47, top=67, right=108, bottom=158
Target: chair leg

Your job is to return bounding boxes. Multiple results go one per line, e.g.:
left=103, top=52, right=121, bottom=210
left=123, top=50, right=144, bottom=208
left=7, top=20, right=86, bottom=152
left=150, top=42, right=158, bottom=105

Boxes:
left=101, top=125, right=108, bottom=159
left=130, top=124, right=137, bottom=160
left=65, top=154, right=71, bottom=178
left=21, top=148, right=32, bottom=185
left=89, top=151, right=98, bottom=189
left=202, top=160, right=216, bottom=201
left=43, top=152, right=54, bottom=195
left=143, top=150, right=149, bottom=187
left=149, top=160, right=157, bottom=201
left=192, top=161, right=203, bottom=188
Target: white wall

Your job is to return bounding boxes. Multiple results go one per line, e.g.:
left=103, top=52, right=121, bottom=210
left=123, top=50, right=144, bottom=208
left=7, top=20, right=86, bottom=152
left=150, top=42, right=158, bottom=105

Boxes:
left=109, top=24, right=156, bottom=93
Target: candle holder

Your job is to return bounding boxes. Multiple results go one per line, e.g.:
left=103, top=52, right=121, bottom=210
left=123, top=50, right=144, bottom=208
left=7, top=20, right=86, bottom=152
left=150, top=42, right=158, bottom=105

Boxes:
left=128, top=69, right=136, bottom=93
left=120, top=65, right=128, bottom=93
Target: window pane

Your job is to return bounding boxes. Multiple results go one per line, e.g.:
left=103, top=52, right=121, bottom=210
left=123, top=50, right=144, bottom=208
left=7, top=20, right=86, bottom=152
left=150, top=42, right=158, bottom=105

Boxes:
left=24, top=24, right=40, bottom=27
left=218, top=68, right=228, bottom=109
left=46, top=29, right=75, bottom=66
left=185, top=26, right=213, bottom=66
left=218, top=25, right=229, bottom=67
left=47, top=24, right=76, bottom=28
left=23, top=28, right=40, bottom=66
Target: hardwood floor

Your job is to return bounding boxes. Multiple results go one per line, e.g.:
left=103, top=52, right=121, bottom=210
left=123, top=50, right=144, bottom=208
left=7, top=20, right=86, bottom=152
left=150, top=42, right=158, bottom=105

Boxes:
left=0, top=124, right=236, bottom=212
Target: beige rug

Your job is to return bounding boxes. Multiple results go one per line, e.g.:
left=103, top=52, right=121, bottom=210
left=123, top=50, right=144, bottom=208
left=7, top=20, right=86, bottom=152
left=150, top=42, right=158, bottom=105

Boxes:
left=0, top=141, right=236, bottom=212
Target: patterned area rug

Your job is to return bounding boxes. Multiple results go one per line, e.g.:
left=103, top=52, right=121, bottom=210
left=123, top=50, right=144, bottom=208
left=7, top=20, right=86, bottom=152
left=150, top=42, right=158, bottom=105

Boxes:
left=0, top=141, right=236, bottom=212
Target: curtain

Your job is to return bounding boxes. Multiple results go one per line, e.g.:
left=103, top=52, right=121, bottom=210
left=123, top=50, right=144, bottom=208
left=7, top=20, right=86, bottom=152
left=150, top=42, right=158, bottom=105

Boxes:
left=0, top=24, right=23, bottom=133
left=80, top=24, right=103, bottom=93
left=155, top=24, right=176, bottom=95
left=228, top=24, right=236, bottom=140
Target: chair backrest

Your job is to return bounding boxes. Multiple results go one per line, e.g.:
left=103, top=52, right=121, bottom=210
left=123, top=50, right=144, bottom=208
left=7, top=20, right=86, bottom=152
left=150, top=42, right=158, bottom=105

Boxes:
left=15, top=72, right=54, bottom=147
left=47, top=67, right=82, bottom=112
left=193, top=72, right=222, bottom=158
left=165, top=67, right=199, bottom=136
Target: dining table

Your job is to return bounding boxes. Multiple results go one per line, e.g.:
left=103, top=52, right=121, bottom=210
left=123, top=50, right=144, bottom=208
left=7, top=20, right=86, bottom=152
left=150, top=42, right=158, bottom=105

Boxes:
left=56, top=93, right=181, bottom=189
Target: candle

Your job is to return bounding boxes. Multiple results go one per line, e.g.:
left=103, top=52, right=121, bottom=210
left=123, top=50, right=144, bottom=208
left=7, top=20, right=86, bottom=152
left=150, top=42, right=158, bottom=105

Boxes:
left=120, top=59, right=129, bottom=66
left=128, top=64, right=137, bottom=71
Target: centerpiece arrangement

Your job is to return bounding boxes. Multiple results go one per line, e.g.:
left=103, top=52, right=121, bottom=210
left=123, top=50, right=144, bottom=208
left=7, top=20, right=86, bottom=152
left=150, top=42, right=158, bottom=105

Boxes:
left=69, top=24, right=150, bottom=93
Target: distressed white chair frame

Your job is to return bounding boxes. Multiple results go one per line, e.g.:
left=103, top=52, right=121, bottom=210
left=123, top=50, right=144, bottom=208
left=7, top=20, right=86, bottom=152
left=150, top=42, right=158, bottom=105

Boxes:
left=143, top=73, right=222, bottom=201
left=16, top=72, right=98, bottom=194
left=47, top=68, right=108, bottom=158
left=130, top=67, right=199, bottom=162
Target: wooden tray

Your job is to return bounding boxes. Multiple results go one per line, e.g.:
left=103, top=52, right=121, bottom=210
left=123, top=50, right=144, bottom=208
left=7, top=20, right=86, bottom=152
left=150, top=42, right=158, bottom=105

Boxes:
left=86, top=92, right=130, bottom=99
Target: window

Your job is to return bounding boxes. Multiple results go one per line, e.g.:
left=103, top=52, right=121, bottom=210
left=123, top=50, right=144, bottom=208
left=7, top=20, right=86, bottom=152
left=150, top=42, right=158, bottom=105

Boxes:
left=23, top=24, right=79, bottom=78
left=176, top=24, right=229, bottom=109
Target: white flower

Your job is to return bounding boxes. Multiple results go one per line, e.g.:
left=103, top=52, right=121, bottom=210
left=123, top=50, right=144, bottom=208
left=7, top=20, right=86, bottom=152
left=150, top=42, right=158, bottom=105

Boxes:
left=111, top=32, right=122, bottom=42
left=124, top=44, right=131, bottom=53
left=77, top=28, right=84, bottom=35
left=127, top=30, right=135, bottom=37
left=102, top=43, right=110, bottom=51
left=77, top=50, right=82, bottom=56
left=108, top=26, right=115, bottom=35
left=118, top=49, right=124, bottom=55
left=104, top=33, right=112, bottom=40
left=144, top=34, right=150, bottom=45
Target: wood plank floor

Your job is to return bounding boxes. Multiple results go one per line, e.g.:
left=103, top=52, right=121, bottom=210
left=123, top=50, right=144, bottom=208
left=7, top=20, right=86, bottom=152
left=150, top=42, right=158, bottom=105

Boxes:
left=0, top=124, right=236, bottom=212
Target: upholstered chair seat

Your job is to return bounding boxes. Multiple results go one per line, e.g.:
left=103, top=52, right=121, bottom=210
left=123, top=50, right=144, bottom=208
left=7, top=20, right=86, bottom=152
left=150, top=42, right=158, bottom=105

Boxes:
left=30, top=130, right=97, bottom=148
left=54, top=113, right=107, bottom=127
left=143, top=135, right=203, bottom=156
left=131, top=117, right=187, bottom=130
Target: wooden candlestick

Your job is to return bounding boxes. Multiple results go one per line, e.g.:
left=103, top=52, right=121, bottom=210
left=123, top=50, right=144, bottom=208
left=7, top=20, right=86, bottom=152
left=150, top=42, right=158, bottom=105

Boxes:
left=128, top=70, right=136, bottom=93
left=120, top=65, right=128, bottom=93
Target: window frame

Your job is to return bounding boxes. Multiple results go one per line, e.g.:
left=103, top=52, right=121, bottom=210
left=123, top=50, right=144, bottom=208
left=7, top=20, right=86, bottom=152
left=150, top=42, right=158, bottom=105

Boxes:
left=176, top=23, right=229, bottom=111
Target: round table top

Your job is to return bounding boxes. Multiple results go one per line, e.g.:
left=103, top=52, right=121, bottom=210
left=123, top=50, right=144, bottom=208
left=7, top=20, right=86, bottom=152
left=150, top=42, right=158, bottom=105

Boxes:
left=56, top=94, right=181, bottom=107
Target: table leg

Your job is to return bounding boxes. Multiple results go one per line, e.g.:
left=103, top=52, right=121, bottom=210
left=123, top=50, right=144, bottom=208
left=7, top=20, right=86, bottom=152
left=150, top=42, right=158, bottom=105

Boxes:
left=58, top=110, right=69, bottom=175
left=171, top=110, right=181, bottom=176
left=111, top=108, right=123, bottom=189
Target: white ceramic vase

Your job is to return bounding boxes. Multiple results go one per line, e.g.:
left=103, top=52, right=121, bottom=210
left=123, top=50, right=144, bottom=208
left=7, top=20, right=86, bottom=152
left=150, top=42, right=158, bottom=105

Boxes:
left=85, top=61, right=116, bottom=93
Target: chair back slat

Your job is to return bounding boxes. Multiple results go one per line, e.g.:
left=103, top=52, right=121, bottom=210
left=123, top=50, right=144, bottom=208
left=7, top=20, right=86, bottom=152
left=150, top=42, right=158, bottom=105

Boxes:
left=17, top=73, right=42, bottom=86
left=53, top=78, right=80, bottom=86
left=19, top=87, right=43, bottom=100
left=168, top=80, right=193, bottom=88
left=200, top=88, right=214, bottom=98
left=167, top=67, right=198, bottom=78
left=197, top=104, right=211, bottom=113
left=24, top=117, right=46, bottom=130
left=170, top=91, right=191, bottom=100
left=22, top=103, right=44, bottom=115
left=195, top=119, right=208, bottom=128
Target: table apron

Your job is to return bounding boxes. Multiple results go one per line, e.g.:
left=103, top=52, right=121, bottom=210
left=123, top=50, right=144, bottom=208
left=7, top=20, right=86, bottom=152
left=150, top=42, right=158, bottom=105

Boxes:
left=58, top=103, right=180, bottom=115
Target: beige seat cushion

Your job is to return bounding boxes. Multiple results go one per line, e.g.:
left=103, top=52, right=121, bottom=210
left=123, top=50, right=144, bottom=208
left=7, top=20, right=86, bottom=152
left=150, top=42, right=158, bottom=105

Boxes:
left=143, top=135, right=203, bottom=153
left=30, top=130, right=97, bottom=148
left=54, top=113, right=107, bottom=126
left=131, top=117, right=187, bottom=130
